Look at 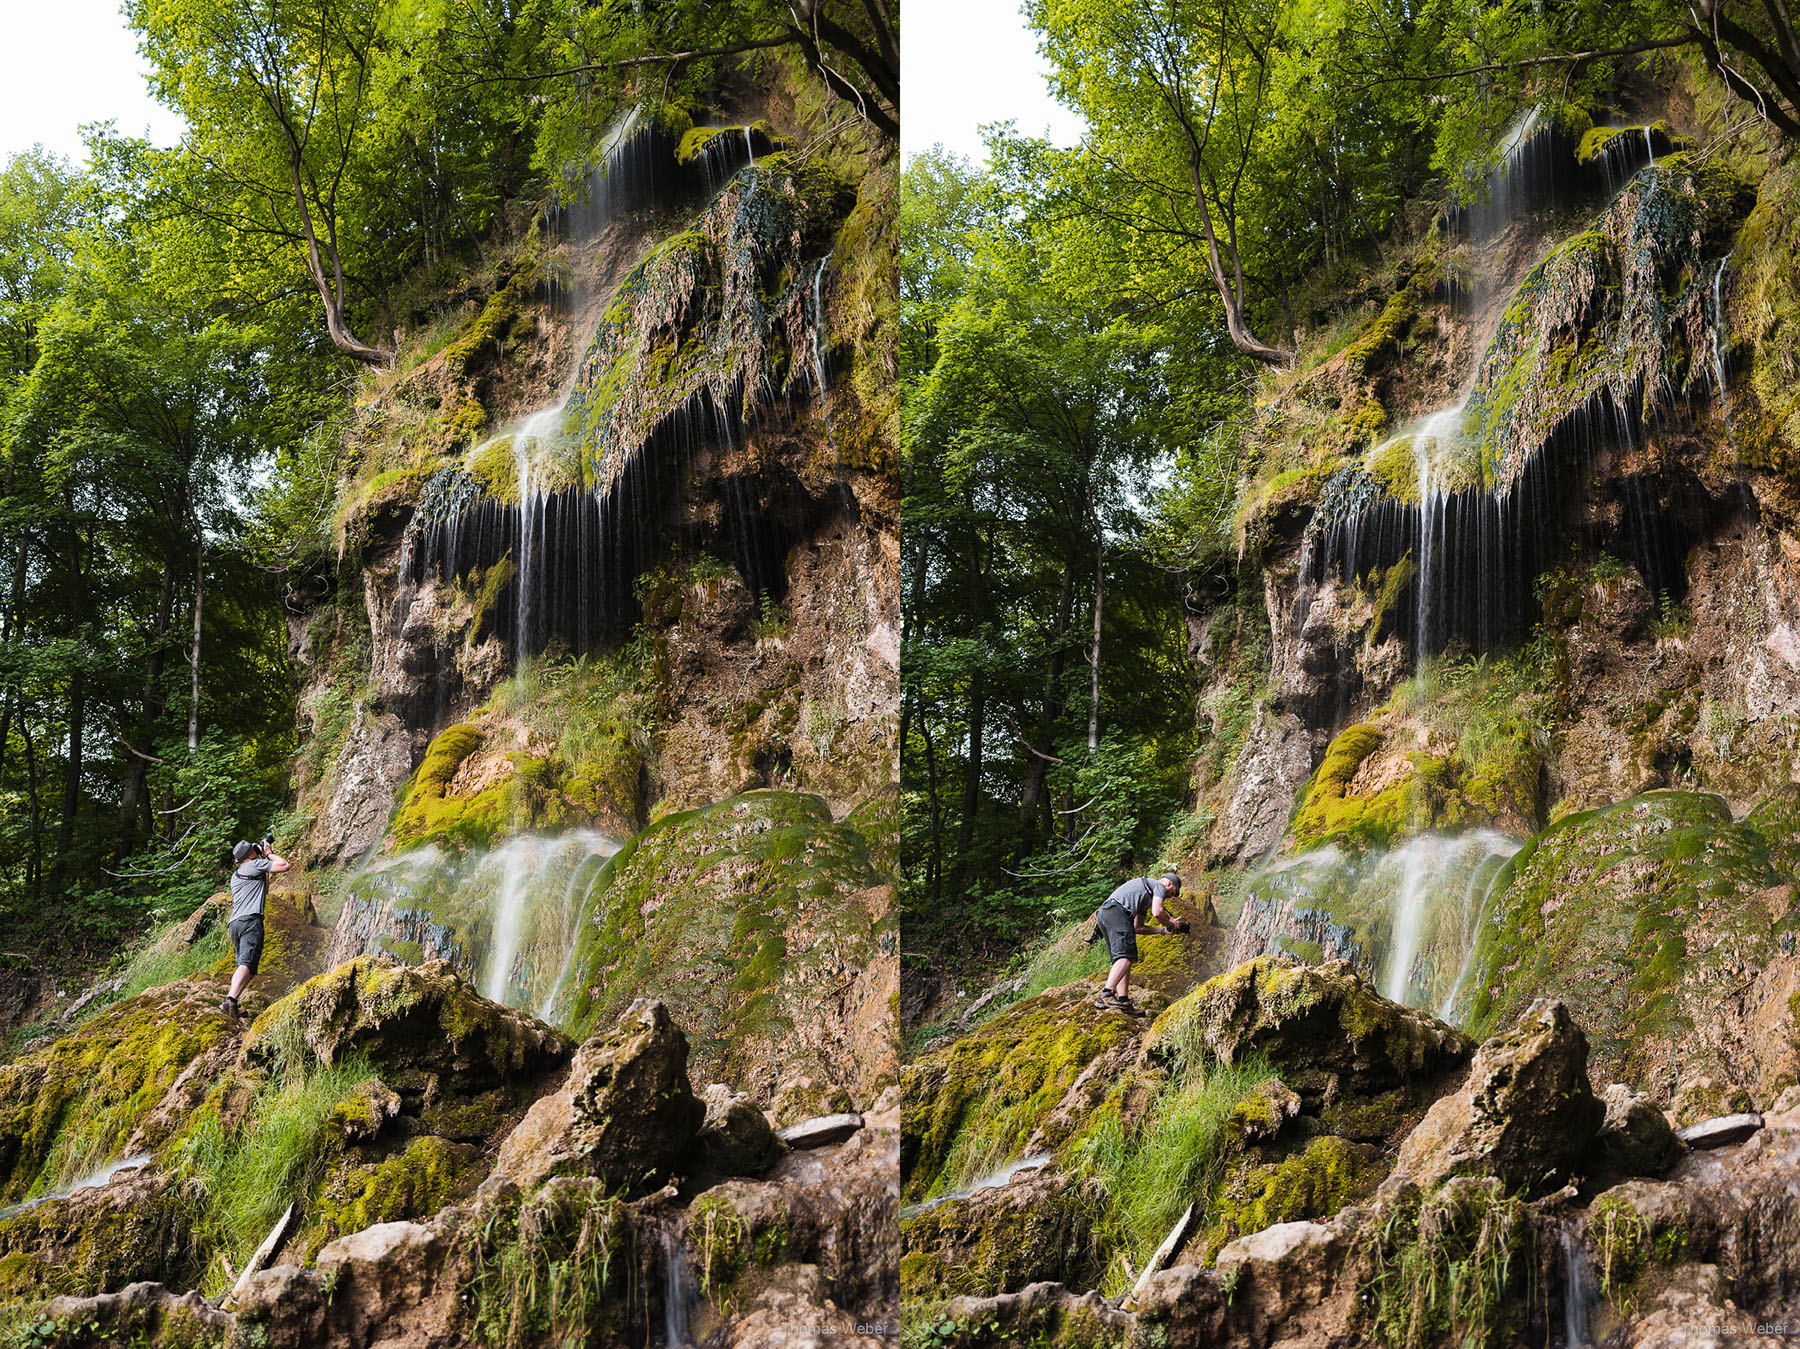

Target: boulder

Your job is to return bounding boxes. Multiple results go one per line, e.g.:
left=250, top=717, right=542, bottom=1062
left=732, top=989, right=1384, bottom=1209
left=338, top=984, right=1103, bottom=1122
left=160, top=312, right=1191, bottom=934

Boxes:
left=691, top=1083, right=782, bottom=1178
left=1146, top=957, right=1471, bottom=1099
left=247, top=956, right=567, bottom=1081
left=488, top=999, right=704, bottom=1196
left=1589, top=1082, right=1683, bottom=1180
left=1388, top=999, right=1603, bottom=1195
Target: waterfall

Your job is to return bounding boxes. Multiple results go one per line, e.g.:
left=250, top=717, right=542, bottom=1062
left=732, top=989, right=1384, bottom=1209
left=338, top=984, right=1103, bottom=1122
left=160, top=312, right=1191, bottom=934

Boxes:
left=339, top=830, right=620, bottom=1018
left=1231, top=831, right=1518, bottom=1018
left=1562, top=1225, right=1596, bottom=1347
left=1711, top=252, right=1733, bottom=401
left=662, top=1228, right=694, bottom=1348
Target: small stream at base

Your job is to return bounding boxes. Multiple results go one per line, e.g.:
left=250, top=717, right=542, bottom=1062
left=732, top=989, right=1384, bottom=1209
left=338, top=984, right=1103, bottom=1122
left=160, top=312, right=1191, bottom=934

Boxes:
left=900, top=1152, right=1053, bottom=1219
left=662, top=1227, right=695, bottom=1347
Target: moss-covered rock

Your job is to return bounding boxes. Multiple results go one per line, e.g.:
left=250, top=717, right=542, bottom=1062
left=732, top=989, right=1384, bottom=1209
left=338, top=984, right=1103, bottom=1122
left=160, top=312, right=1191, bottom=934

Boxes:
left=1193, top=1133, right=1380, bottom=1264
left=0, top=980, right=236, bottom=1204
left=902, top=984, right=1143, bottom=1205
left=299, top=1133, right=481, bottom=1261
left=0, top=1164, right=202, bottom=1299
left=1465, top=157, right=1751, bottom=489
left=1146, top=957, right=1471, bottom=1102
left=556, top=791, right=895, bottom=1110
left=1461, top=790, right=1800, bottom=1098
left=247, top=957, right=570, bottom=1132
left=564, top=161, right=852, bottom=485
left=900, top=1165, right=1105, bottom=1299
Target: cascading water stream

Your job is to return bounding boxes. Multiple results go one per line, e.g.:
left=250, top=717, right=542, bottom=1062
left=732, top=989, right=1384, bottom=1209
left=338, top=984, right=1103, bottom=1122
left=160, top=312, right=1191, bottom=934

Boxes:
left=1232, top=831, right=1519, bottom=1020
left=341, top=830, right=620, bottom=1020
left=663, top=1228, right=695, bottom=1348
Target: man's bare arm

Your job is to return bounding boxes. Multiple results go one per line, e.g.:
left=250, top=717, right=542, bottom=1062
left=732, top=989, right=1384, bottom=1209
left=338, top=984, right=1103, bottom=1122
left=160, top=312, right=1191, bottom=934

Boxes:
left=269, top=853, right=293, bottom=874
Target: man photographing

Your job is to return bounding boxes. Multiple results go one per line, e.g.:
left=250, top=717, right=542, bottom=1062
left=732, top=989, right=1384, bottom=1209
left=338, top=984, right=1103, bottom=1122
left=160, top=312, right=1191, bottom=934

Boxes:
left=1093, top=873, right=1189, bottom=1015
left=223, top=833, right=290, bottom=1020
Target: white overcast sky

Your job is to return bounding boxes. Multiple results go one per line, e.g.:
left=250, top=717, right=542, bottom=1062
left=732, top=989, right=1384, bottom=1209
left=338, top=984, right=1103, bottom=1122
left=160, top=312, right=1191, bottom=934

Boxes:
left=0, top=0, right=185, bottom=166
left=901, top=0, right=1086, bottom=164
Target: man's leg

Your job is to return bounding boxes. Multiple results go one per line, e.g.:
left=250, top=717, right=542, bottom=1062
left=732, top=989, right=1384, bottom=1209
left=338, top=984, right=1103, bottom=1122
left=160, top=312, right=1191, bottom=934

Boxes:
left=1104, top=956, right=1131, bottom=994
left=228, top=964, right=253, bottom=1002
left=1116, top=961, right=1132, bottom=999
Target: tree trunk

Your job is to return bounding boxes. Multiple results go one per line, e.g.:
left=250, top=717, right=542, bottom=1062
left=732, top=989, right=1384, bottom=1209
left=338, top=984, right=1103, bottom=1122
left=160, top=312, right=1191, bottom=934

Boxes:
left=20, top=707, right=43, bottom=898
left=284, top=151, right=389, bottom=365
left=49, top=670, right=85, bottom=897
left=1088, top=544, right=1105, bottom=752
left=1020, top=559, right=1076, bottom=845
left=918, top=698, right=945, bottom=900
left=121, top=563, right=175, bottom=847
left=948, top=670, right=986, bottom=897
left=189, top=544, right=205, bottom=751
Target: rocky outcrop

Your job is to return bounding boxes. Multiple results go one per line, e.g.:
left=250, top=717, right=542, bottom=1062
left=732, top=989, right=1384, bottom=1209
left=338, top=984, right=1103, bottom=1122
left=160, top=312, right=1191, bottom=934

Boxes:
left=553, top=792, right=898, bottom=1109
left=1461, top=789, right=1800, bottom=1105
left=1146, top=957, right=1471, bottom=1099
left=487, top=998, right=702, bottom=1196
left=1386, top=998, right=1603, bottom=1194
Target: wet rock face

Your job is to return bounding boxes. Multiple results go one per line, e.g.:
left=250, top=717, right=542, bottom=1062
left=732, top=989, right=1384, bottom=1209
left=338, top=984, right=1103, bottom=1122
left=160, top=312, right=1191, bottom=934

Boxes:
left=489, top=999, right=703, bottom=1196
left=1388, top=998, right=1603, bottom=1195
left=1462, top=789, right=1800, bottom=1104
left=690, top=1083, right=782, bottom=1180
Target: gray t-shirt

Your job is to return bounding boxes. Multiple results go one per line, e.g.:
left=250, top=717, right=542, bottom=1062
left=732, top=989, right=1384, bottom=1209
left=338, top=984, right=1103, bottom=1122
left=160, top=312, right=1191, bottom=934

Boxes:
left=1102, top=877, right=1165, bottom=919
left=229, top=858, right=274, bottom=923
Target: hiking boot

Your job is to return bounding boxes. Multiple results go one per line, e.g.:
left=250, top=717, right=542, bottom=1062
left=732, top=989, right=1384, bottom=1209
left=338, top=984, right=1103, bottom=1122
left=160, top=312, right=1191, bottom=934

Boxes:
left=220, top=996, right=240, bottom=1020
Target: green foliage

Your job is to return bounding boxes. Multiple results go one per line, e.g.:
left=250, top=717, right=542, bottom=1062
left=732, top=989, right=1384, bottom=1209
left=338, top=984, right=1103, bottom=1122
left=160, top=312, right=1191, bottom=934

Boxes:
left=1360, top=1179, right=1529, bottom=1349
left=459, top=1180, right=630, bottom=1349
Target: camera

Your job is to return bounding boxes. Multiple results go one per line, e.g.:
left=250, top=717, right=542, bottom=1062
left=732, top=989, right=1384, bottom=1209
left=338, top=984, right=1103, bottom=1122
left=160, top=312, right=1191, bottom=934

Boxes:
left=260, top=832, right=275, bottom=850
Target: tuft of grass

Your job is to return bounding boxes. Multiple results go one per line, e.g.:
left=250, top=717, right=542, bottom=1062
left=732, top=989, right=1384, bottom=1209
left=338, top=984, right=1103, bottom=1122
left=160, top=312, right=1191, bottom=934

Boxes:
left=1066, top=1054, right=1275, bottom=1291
left=1359, top=1178, right=1528, bottom=1349
left=167, top=1053, right=377, bottom=1289
left=460, top=1180, right=631, bottom=1349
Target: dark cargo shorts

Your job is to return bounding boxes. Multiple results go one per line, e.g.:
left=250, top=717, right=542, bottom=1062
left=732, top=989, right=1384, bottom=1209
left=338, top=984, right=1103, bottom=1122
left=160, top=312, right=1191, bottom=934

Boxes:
left=228, top=915, right=265, bottom=976
left=1094, top=904, right=1138, bottom=963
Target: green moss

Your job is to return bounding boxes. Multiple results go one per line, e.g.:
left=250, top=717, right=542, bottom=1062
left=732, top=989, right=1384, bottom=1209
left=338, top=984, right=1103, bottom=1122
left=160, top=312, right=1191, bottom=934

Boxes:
left=0, top=1175, right=201, bottom=1298
left=302, top=1134, right=478, bottom=1261
left=1344, top=287, right=1420, bottom=375
left=902, top=986, right=1133, bottom=1204
left=1463, top=790, right=1792, bottom=1086
left=1195, top=1134, right=1376, bottom=1263
left=1360, top=1178, right=1528, bottom=1349
left=0, top=981, right=235, bottom=1204
left=557, top=790, right=890, bottom=1091
left=1289, top=724, right=1408, bottom=850
left=443, top=287, right=519, bottom=376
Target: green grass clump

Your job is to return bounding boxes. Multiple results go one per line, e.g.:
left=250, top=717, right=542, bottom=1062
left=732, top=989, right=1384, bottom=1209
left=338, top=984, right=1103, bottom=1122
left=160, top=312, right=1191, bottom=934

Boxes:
left=460, top=1179, right=630, bottom=1349
left=1360, top=1178, right=1528, bottom=1349
left=166, top=1053, right=378, bottom=1288
left=1065, top=1055, right=1275, bottom=1291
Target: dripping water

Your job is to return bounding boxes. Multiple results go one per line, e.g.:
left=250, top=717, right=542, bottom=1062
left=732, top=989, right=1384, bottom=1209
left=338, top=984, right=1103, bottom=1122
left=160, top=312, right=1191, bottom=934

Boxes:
left=663, top=1228, right=694, bottom=1348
